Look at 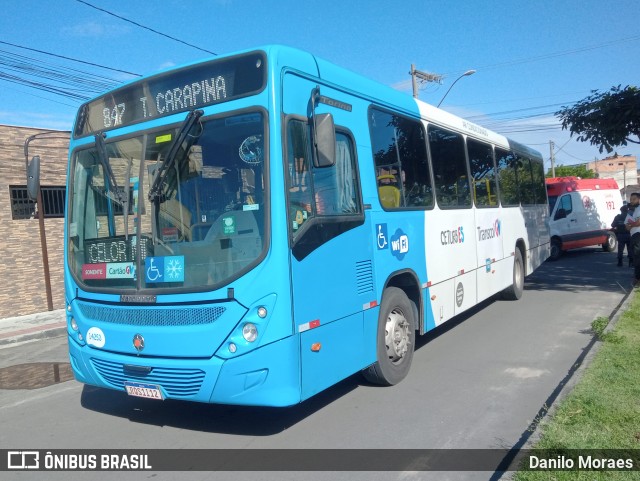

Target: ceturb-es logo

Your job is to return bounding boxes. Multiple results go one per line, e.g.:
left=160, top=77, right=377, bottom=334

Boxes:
left=441, top=226, right=464, bottom=245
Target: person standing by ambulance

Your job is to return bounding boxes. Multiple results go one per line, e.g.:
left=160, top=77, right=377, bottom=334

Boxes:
left=625, top=193, right=640, bottom=284
left=612, top=204, right=632, bottom=266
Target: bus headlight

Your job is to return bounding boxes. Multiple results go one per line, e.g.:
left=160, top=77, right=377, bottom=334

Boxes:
left=215, top=293, right=277, bottom=359
left=70, top=317, right=78, bottom=331
left=242, top=323, right=258, bottom=342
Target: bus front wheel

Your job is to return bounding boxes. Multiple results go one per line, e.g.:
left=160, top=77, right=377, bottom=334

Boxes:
left=363, top=287, right=415, bottom=386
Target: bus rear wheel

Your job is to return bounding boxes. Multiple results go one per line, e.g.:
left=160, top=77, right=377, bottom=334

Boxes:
left=363, top=287, right=415, bottom=386
left=502, top=248, right=524, bottom=301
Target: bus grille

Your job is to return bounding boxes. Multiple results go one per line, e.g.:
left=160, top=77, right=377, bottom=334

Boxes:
left=77, top=302, right=226, bottom=327
left=91, top=358, right=206, bottom=398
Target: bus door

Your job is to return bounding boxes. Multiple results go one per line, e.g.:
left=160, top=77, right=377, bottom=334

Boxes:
left=283, top=74, right=373, bottom=400
left=468, top=138, right=503, bottom=303
left=475, top=209, right=504, bottom=302
left=425, top=125, right=478, bottom=322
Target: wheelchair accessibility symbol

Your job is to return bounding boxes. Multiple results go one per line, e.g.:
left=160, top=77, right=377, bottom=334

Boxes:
left=146, top=257, right=162, bottom=282
left=376, top=223, right=388, bottom=250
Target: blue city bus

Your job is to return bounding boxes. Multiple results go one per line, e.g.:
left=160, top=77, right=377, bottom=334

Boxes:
left=60, top=45, right=549, bottom=406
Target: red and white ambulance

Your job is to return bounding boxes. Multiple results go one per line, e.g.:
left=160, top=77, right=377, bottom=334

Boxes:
left=546, top=176, right=622, bottom=260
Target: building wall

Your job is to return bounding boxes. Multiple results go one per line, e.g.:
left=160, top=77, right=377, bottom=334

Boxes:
left=588, top=155, right=639, bottom=190
left=0, top=124, right=69, bottom=317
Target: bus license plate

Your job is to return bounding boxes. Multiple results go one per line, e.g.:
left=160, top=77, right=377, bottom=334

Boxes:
left=124, top=381, right=164, bottom=400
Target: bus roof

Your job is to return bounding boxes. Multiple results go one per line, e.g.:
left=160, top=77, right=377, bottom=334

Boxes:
left=73, top=43, right=541, bottom=158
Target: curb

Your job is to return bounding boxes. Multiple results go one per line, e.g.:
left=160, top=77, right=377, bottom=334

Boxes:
left=0, top=323, right=66, bottom=348
left=0, top=310, right=67, bottom=349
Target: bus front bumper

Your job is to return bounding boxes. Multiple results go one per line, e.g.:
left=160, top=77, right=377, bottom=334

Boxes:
left=68, top=333, right=301, bottom=407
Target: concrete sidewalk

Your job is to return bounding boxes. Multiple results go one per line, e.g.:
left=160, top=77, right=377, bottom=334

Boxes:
left=0, top=309, right=66, bottom=348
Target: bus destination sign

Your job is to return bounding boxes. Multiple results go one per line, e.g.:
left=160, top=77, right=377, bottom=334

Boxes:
left=75, top=51, right=266, bottom=138
left=85, top=235, right=152, bottom=264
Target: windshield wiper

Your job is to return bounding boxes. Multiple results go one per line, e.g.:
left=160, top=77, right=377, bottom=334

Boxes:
left=148, top=109, right=204, bottom=204
left=94, top=132, right=126, bottom=206
left=95, top=132, right=133, bottom=238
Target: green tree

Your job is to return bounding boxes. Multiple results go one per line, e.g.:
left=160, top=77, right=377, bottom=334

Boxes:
left=546, top=164, right=596, bottom=178
left=556, top=85, right=640, bottom=153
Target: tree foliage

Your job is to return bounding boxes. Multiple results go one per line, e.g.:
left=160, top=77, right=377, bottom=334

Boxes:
left=546, top=164, right=597, bottom=178
left=556, top=85, right=640, bottom=153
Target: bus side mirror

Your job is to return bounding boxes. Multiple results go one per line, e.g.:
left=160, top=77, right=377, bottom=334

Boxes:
left=313, top=113, right=336, bottom=168
left=27, top=155, right=41, bottom=201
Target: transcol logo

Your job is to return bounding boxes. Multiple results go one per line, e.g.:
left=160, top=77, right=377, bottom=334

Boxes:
left=477, top=219, right=501, bottom=241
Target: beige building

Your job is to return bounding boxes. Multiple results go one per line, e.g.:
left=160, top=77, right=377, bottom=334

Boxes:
left=0, top=124, right=69, bottom=317
left=587, top=154, right=639, bottom=192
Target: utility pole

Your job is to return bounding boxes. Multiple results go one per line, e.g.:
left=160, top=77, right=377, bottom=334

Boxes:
left=549, top=140, right=555, bottom=177
left=24, top=131, right=70, bottom=311
left=410, top=64, right=443, bottom=99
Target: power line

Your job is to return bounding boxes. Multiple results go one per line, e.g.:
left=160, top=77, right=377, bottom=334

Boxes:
left=442, top=33, right=640, bottom=76
left=0, top=49, right=118, bottom=91
left=0, top=48, right=124, bottom=101
left=0, top=83, right=78, bottom=109
left=0, top=40, right=140, bottom=77
left=465, top=102, right=574, bottom=122
left=75, top=0, right=217, bottom=56
left=552, top=138, right=589, bottom=163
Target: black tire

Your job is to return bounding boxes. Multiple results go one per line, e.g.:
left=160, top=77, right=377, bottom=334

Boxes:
left=502, top=249, right=524, bottom=301
left=602, top=231, right=617, bottom=252
left=549, top=239, right=562, bottom=261
left=362, top=287, right=415, bottom=386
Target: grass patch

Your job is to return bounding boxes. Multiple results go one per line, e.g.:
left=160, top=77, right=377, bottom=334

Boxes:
left=591, top=316, right=623, bottom=344
left=513, top=294, right=640, bottom=480
left=591, top=316, right=608, bottom=338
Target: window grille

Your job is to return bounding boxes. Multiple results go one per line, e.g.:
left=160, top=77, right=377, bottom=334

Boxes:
left=9, top=185, right=66, bottom=220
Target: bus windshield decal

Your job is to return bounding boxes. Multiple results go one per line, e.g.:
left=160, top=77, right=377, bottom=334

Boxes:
left=74, top=51, right=266, bottom=138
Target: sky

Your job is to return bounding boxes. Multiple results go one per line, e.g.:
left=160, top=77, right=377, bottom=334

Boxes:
left=1, top=0, right=639, bottom=172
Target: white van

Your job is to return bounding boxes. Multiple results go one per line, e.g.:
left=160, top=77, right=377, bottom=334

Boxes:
left=546, top=177, right=622, bottom=260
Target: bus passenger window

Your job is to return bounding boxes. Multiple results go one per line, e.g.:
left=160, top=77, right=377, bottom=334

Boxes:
left=369, top=108, right=433, bottom=209
left=516, top=154, right=536, bottom=205
left=467, top=138, right=498, bottom=207
left=530, top=158, right=547, bottom=205
left=496, top=148, right=520, bottom=207
left=428, top=125, right=470, bottom=208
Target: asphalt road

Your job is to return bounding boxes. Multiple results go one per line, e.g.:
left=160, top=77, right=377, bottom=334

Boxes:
left=0, top=248, right=632, bottom=481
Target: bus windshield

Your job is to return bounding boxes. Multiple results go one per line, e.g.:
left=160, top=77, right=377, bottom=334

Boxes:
left=68, top=111, right=267, bottom=292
